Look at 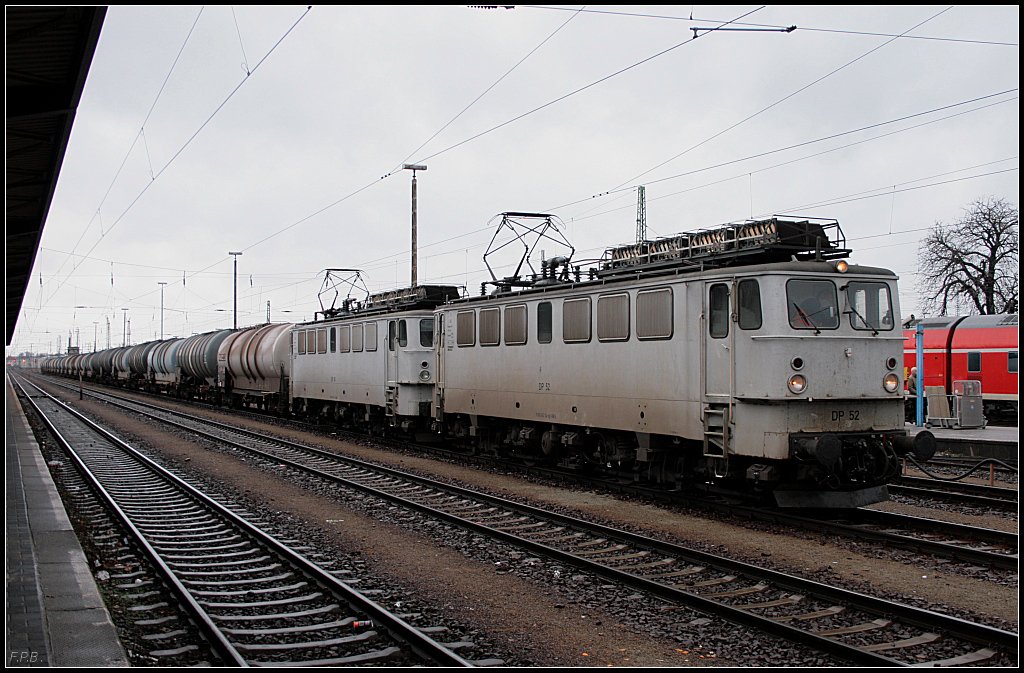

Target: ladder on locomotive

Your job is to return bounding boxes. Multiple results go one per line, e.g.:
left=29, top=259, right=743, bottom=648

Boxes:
left=385, top=384, right=398, bottom=422
left=702, top=402, right=731, bottom=458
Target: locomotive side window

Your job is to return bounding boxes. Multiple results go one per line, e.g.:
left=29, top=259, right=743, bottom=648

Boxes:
left=388, top=320, right=408, bottom=350
left=479, top=308, right=501, bottom=346
left=1010, top=351, right=1018, bottom=373
left=636, top=288, right=672, bottom=340
left=419, top=319, right=434, bottom=347
left=967, top=351, right=981, bottom=373
left=330, top=327, right=337, bottom=353
left=365, top=322, right=377, bottom=351
left=297, top=331, right=306, bottom=355
left=537, top=302, right=553, bottom=344
left=563, top=298, right=592, bottom=343
left=597, top=293, right=630, bottom=342
left=338, top=325, right=351, bottom=353
left=352, top=323, right=363, bottom=352
left=317, top=328, right=327, bottom=354
left=457, top=310, right=476, bottom=347
left=737, top=280, right=762, bottom=330
left=709, top=284, right=729, bottom=338
left=787, top=280, right=838, bottom=330
left=504, top=305, right=527, bottom=345
left=844, top=281, right=894, bottom=331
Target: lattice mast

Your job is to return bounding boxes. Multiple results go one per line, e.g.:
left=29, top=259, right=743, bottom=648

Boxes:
left=636, top=185, right=647, bottom=244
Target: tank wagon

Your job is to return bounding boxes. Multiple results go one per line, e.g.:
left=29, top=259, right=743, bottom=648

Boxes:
left=177, top=328, right=234, bottom=398
left=218, top=323, right=294, bottom=411
left=147, top=339, right=184, bottom=392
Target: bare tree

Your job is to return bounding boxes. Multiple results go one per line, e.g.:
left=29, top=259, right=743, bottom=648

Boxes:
left=918, top=197, right=1018, bottom=316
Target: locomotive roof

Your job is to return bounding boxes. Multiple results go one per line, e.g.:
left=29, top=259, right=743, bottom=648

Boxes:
left=446, top=259, right=897, bottom=306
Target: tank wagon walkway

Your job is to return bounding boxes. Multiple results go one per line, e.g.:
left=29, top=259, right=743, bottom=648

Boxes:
left=5, top=374, right=127, bottom=667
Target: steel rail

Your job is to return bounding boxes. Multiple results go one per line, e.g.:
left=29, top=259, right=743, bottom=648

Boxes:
left=14, top=376, right=473, bottom=668
left=64, top=384, right=1017, bottom=666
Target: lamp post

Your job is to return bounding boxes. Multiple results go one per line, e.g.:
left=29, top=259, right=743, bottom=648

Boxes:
left=229, top=252, right=243, bottom=329
left=402, top=164, right=426, bottom=288
left=158, top=281, right=167, bottom=339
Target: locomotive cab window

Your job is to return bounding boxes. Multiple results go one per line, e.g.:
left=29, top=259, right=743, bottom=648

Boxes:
left=737, top=279, right=762, bottom=330
left=420, top=319, right=434, bottom=347
left=843, top=281, right=894, bottom=331
left=787, top=280, right=839, bottom=330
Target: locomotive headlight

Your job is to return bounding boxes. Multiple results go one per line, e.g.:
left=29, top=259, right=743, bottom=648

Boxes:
left=834, top=260, right=849, bottom=273
left=883, top=373, right=900, bottom=393
left=419, top=369, right=431, bottom=382
left=886, top=357, right=898, bottom=370
left=787, top=374, right=807, bottom=394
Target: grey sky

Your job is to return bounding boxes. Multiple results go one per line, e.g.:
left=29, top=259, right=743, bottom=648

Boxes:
left=9, top=5, right=1019, bottom=355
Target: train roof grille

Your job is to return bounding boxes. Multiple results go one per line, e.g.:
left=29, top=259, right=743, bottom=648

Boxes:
left=317, top=285, right=462, bottom=319
left=362, top=284, right=462, bottom=311
left=597, top=216, right=850, bottom=278
left=316, top=267, right=461, bottom=320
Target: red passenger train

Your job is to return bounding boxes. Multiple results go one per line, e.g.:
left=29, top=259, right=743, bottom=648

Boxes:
left=903, top=314, right=1019, bottom=420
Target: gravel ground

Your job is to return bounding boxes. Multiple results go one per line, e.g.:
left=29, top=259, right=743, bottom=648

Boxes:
left=38, top=384, right=1020, bottom=666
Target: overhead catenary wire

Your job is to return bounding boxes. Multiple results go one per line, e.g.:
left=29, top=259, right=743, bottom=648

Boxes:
left=410, top=6, right=767, bottom=167
left=42, top=7, right=205, bottom=299
left=13, top=7, right=1016, bottom=353
left=39, top=6, right=313, bottom=312
left=608, top=6, right=956, bottom=191
left=519, top=5, right=1018, bottom=47
left=556, top=93, right=1019, bottom=223
left=221, top=6, right=767, bottom=261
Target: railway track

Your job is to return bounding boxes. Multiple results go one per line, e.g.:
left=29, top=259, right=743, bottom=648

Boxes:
left=30, top=376, right=1017, bottom=667
left=890, top=476, right=1018, bottom=512
left=764, top=508, right=1018, bottom=571
left=33, top=373, right=1020, bottom=571
left=15, top=377, right=482, bottom=667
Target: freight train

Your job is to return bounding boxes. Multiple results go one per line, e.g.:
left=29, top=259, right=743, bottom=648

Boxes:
left=41, top=216, right=935, bottom=508
left=903, top=314, right=1019, bottom=421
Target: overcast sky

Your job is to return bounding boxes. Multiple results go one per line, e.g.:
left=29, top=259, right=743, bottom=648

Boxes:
left=9, top=4, right=1019, bottom=355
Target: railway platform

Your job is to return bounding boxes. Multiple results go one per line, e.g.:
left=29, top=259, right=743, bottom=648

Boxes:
left=5, top=375, right=128, bottom=667
left=905, top=421, right=1019, bottom=462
